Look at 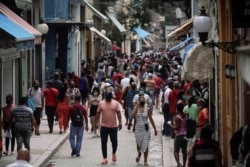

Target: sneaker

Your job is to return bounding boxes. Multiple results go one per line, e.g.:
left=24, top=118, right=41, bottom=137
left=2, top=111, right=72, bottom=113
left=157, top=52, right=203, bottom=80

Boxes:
left=11, top=151, right=14, bottom=155
left=112, top=154, right=117, bottom=162
left=71, top=149, right=76, bottom=156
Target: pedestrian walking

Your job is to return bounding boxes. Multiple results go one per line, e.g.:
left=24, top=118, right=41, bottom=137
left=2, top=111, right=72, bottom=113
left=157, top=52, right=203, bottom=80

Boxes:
left=2, top=94, right=16, bottom=155
left=168, top=102, right=188, bottom=167
left=67, top=95, right=88, bottom=157
left=87, top=87, right=101, bottom=136
left=56, top=79, right=69, bottom=134
left=6, top=148, right=33, bottom=167
left=187, top=125, right=222, bottom=167
left=27, top=80, right=44, bottom=135
left=43, top=81, right=59, bottom=133
left=131, top=96, right=157, bottom=166
left=9, top=97, right=39, bottom=150
left=196, top=98, right=209, bottom=136
left=96, top=92, right=122, bottom=164
left=66, top=81, right=81, bottom=105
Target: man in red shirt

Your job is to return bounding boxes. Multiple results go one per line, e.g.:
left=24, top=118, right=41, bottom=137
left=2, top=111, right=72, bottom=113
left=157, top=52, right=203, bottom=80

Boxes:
left=43, top=81, right=59, bottom=133
left=112, top=69, right=123, bottom=83
left=67, top=95, right=88, bottom=157
left=168, top=81, right=180, bottom=122
left=153, top=73, right=164, bottom=109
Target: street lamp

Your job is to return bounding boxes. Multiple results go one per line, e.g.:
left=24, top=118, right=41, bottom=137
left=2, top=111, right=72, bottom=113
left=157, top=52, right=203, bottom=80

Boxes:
left=36, top=19, right=49, bottom=35
left=193, top=7, right=240, bottom=54
left=225, top=64, right=235, bottom=79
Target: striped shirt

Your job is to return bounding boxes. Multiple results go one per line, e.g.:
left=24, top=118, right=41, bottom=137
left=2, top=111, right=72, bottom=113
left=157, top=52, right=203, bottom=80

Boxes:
left=11, top=105, right=33, bottom=131
left=127, top=89, right=139, bottom=108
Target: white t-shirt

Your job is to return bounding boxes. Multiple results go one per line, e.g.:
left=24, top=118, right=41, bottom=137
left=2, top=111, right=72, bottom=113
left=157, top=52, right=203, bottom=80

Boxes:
left=7, top=160, right=33, bottom=167
left=121, top=77, right=130, bottom=91
left=133, top=94, right=152, bottom=106
left=163, top=87, right=172, bottom=104
left=28, top=87, right=43, bottom=107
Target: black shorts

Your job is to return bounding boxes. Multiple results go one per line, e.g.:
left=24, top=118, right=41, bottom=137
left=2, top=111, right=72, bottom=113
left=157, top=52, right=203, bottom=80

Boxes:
left=89, top=105, right=98, bottom=117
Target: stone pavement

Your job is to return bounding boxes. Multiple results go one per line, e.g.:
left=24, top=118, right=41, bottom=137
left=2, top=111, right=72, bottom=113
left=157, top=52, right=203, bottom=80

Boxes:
left=0, top=109, right=179, bottom=167
left=45, top=109, right=179, bottom=167
left=0, top=118, right=69, bottom=167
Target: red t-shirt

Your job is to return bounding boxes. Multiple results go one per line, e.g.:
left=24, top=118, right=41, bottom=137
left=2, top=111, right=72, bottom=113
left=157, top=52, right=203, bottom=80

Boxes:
left=68, top=103, right=87, bottom=122
left=168, top=89, right=180, bottom=113
left=154, top=76, right=163, bottom=88
left=43, top=87, right=59, bottom=107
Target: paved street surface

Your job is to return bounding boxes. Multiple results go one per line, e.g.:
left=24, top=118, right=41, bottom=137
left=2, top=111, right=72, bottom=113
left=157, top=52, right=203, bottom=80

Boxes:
left=45, top=108, right=179, bottom=167
left=0, top=108, right=179, bottom=167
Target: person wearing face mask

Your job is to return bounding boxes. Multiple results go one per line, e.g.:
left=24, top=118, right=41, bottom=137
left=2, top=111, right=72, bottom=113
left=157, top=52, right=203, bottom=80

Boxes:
left=66, top=81, right=81, bottom=105
left=88, top=87, right=102, bottom=136
left=131, top=96, right=157, bottom=166
left=43, top=81, right=59, bottom=133
left=196, top=98, right=209, bottom=137
left=27, top=80, right=44, bottom=135
left=96, top=92, right=122, bottom=164
left=2, top=94, right=16, bottom=155
left=125, top=79, right=139, bottom=131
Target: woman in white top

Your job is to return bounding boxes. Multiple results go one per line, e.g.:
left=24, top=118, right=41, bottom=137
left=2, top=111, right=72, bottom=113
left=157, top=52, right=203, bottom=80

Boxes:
left=88, top=87, right=102, bottom=136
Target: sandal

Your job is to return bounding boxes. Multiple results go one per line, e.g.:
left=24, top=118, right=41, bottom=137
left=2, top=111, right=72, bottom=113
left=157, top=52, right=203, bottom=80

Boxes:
left=3, top=151, right=8, bottom=155
left=112, top=154, right=117, bottom=162
left=144, top=162, right=149, bottom=166
left=101, top=159, right=108, bottom=165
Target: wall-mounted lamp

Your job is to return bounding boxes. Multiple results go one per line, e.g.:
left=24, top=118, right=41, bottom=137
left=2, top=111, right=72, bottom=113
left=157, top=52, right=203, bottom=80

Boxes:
left=225, top=64, right=235, bottom=79
left=36, top=20, right=49, bottom=35
left=193, top=7, right=240, bottom=54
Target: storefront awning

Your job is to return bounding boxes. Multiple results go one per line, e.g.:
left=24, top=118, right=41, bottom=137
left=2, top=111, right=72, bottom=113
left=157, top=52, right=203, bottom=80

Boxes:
left=89, top=27, right=111, bottom=43
left=83, top=0, right=108, bottom=22
left=181, top=42, right=214, bottom=81
left=134, top=27, right=150, bottom=39
left=169, top=37, right=193, bottom=52
left=0, top=13, right=35, bottom=51
left=106, top=12, right=126, bottom=33
left=167, top=17, right=194, bottom=40
left=0, top=2, right=42, bottom=44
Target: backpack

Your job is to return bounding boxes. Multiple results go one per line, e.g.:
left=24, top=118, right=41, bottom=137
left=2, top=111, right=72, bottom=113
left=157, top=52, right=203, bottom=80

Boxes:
left=186, top=114, right=196, bottom=138
left=71, top=106, right=84, bottom=127
left=230, top=127, right=244, bottom=160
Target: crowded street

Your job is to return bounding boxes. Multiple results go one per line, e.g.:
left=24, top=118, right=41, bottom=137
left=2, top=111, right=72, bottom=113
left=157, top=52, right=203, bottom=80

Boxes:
left=1, top=1, right=250, bottom=167
left=1, top=108, right=180, bottom=167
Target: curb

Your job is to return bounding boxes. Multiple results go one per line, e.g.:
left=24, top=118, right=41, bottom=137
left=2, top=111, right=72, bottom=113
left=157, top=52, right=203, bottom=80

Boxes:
left=33, top=133, right=69, bottom=167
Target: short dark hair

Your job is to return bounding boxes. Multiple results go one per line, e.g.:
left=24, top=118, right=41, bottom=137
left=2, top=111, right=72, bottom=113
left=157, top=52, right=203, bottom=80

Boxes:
left=19, top=97, right=28, bottom=105
left=92, top=87, right=100, bottom=95
left=176, top=102, right=184, bottom=112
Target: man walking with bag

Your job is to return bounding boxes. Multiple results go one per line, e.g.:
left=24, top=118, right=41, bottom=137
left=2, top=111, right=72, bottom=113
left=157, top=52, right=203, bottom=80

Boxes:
left=67, top=95, right=88, bottom=157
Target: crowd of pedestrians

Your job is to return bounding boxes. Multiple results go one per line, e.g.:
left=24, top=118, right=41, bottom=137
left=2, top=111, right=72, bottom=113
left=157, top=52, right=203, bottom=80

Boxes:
left=0, top=48, right=232, bottom=166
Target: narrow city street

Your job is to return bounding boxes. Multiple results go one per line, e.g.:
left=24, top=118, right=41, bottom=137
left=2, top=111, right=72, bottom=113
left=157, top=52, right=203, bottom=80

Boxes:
left=44, top=109, right=165, bottom=167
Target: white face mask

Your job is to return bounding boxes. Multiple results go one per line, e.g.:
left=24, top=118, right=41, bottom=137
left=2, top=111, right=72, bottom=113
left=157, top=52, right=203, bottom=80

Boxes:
left=200, top=86, right=204, bottom=89
left=93, top=92, right=98, bottom=95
